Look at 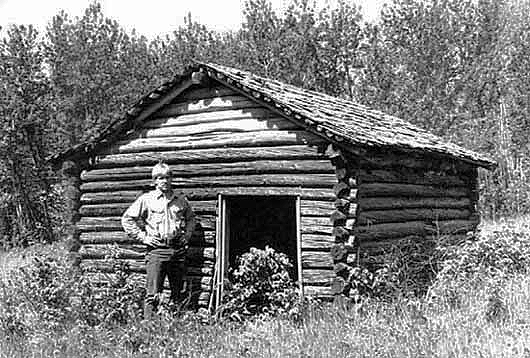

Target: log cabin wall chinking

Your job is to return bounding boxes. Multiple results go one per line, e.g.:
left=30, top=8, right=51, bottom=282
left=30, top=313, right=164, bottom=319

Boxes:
left=50, top=62, right=495, bottom=308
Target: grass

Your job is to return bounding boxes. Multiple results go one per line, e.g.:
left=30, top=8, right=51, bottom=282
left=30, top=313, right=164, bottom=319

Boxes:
left=0, top=218, right=530, bottom=357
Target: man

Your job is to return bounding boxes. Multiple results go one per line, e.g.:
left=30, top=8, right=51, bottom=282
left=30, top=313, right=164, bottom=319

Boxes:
left=121, top=162, right=195, bottom=318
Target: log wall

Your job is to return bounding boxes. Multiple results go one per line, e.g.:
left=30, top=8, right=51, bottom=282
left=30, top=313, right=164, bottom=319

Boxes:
left=349, top=150, right=479, bottom=283
left=75, top=84, right=338, bottom=306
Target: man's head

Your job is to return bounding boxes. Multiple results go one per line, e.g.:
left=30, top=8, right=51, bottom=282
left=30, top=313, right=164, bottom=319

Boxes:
left=152, top=162, right=172, bottom=193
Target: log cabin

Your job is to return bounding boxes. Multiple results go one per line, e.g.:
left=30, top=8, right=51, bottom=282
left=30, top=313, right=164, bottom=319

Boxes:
left=50, top=62, right=495, bottom=308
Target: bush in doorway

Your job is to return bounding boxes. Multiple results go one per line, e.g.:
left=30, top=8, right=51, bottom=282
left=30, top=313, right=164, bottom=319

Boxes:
left=221, top=246, right=303, bottom=320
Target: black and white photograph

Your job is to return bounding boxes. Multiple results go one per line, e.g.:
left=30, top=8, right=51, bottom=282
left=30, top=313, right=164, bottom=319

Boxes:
left=0, top=0, right=528, bottom=356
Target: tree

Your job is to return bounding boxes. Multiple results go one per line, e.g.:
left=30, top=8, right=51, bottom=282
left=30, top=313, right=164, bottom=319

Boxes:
left=0, top=25, right=54, bottom=246
left=44, top=2, right=160, bottom=153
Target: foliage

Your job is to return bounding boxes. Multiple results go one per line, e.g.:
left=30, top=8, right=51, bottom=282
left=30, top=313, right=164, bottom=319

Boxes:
left=0, top=244, right=146, bottom=342
left=1, top=268, right=529, bottom=357
left=348, top=237, right=437, bottom=302
left=0, top=25, right=55, bottom=246
left=430, top=222, right=530, bottom=307
left=358, top=0, right=530, bottom=219
left=1, top=218, right=530, bottom=357
left=44, top=2, right=163, bottom=152
left=221, top=246, right=303, bottom=320
left=74, top=248, right=145, bottom=327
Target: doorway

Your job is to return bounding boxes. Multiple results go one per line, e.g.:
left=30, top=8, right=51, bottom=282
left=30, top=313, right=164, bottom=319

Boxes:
left=225, top=196, right=298, bottom=277
left=215, top=195, right=301, bottom=308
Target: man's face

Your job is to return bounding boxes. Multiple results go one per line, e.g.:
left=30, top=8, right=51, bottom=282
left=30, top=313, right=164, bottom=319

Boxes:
left=154, top=174, right=171, bottom=193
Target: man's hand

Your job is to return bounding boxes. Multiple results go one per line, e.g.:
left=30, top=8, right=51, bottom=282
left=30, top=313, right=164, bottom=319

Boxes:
left=139, top=233, right=164, bottom=248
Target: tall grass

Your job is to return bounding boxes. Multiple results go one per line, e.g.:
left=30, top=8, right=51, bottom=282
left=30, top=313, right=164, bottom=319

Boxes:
left=1, top=220, right=529, bottom=357
left=0, top=277, right=527, bottom=357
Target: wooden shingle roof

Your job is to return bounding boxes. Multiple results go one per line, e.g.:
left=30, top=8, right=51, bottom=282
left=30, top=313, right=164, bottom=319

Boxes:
left=50, top=62, right=495, bottom=168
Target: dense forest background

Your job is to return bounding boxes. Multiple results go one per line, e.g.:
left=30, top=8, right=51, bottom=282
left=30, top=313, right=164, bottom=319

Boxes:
left=1, top=0, right=529, bottom=246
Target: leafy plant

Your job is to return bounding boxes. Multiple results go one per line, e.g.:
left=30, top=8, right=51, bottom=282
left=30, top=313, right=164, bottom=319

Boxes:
left=431, top=225, right=530, bottom=297
left=0, top=244, right=146, bottom=341
left=221, top=246, right=303, bottom=320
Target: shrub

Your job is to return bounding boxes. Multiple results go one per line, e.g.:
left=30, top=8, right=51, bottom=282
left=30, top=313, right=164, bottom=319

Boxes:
left=0, top=243, right=146, bottom=340
left=429, top=223, right=530, bottom=307
left=348, top=237, right=437, bottom=302
left=221, top=246, right=303, bottom=320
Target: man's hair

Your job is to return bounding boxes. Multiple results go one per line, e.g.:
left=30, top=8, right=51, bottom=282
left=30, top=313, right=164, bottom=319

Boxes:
left=152, top=162, right=172, bottom=179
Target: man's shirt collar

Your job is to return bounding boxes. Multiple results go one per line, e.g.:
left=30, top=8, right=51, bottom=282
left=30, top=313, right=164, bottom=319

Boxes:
left=154, top=188, right=176, bottom=201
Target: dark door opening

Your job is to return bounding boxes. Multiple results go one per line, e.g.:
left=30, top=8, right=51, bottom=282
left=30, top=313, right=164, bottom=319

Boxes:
left=225, top=196, right=298, bottom=279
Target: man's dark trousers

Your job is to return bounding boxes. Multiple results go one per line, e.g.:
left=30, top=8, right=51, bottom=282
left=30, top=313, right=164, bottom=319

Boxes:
left=144, top=248, right=186, bottom=319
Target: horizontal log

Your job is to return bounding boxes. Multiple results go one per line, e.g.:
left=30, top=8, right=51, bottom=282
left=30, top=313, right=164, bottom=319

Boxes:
left=79, top=200, right=216, bottom=216
left=77, top=215, right=216, bottom=232
left=301, top=200, right=357, bottom=218
left=151, top=105, right=273, bottom=126
left=177, top=86, right=238, bottom=101
left=303, top=217, right=354, bottom=235
left=83, top=272, right=213, bottom=291
left=79, top=199, right=343, bottom=219
left=303, top=285, right=333, bottom=298
left=357, top=208, right=471, bottom=225
left=79, top=203, right=130, bottom=216
left=109, top=130, right=326, bottom=154
left=354, top=219, right=479, bottom=241
left=93, top=145, right=327, bottom=168
left=80, top=187, right=336, bottom=204
left=301, top=217, right=333, bottom=235
left=358, top=197, right=471, bottom=210
left=141, top=115, right=298, bottom=137
left=300, top=199, right=335, bottom=216
left=79, top=245, right=215, bottom=261
left=81, top=261, right=214, bottom=277
left=152, top=97, right=257, bottom=119
left=302, top=216, right=349, bottom=228
left=84, top=272, right=145, bottom=285
left=80, top=174, right=337, bottom=192
left=356, top=235, right=455, bottom=250
left=359, top=169, right=467, bottom=186
left=141, top=116, right=298, bottom=138
left=301, top=225, right=332, bottom=235
left=359, top=183, right=468, bottom=198
left=77, top=217, right=124, bottom=232
left=353, top=221, right=429, bottom=241
left=349, top=149, right=474, bottom=172
left=81, top=160, right=334, bottom=181
left=302, top=269, right=334, bottom=285
left=80, top=231, right=136, bottom=244
left=301, top=234, right=334, bottom=250
left=433, top=219, right=479, bottom=235
left=301, top=251, right=333, bottom=268
left=80, top=191, right=142, bottom=204
left=187, top=265, right=214, bottom=276
left=80, top=259, right=145, bottom=273
left=79, top=231, right=216, bottom=246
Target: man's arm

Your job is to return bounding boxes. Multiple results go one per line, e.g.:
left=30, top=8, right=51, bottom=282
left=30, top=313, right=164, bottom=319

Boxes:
left=121, top=196, right=148, bottom=243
